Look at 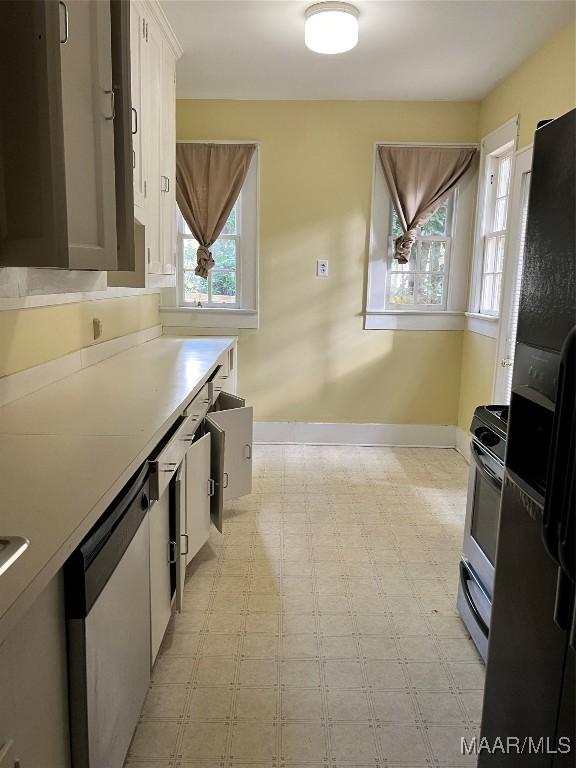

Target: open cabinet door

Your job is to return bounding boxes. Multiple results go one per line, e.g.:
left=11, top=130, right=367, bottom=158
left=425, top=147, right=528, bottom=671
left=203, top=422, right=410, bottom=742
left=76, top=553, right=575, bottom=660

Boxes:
left=174, top=464, right=186, bottom=612
left=185, top=433, right=212, bottom=564
left=204, top=420, right=225, bottom=533
left=209, top=393, right=253, bottom=502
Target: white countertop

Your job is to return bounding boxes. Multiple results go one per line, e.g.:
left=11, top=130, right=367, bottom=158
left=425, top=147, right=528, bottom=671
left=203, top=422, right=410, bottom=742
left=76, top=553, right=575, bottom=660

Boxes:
left=0, top=335, right=235, bottom=641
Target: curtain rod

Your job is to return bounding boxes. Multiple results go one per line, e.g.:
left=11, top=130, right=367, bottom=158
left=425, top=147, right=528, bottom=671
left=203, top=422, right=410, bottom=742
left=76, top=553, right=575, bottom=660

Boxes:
left=376, top=141, right=478, bottom=148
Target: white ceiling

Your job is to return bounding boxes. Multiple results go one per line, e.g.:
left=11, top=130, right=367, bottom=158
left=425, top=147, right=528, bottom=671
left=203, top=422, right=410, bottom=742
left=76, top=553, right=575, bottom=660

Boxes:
left=162, top=0, right=575, bottom=100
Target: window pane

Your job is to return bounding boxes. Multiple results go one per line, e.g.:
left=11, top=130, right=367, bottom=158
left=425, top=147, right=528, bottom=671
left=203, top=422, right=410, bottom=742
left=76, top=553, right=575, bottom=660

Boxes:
left=221, top=204, right=238, bottom=235
left=420, top=203, right=449, bottom=237
left=416, top=275, right=444, bottom=305
left=391, top=208, right=403, bottom=239
left=493, top=273, right=502, bottom=312
left=495, top=235, right=505, bottom=272
left=183, top=271, right=208, bottom=303
left=481, top=274, right=495, bottom=313
left=484, top=237, right=496, bottom=273
left=212, top=237, right=237, bottom=269
left=389, top=273, right=414, bottom=305
left=497, top=155, right=512, bottom=198
left=494, top=196, right=508, bottom=231
left=183, top=238, right=199, bottom=269
left=211, top=269, right=237, bottom=304
left=418, top=241, right=446, bottom=273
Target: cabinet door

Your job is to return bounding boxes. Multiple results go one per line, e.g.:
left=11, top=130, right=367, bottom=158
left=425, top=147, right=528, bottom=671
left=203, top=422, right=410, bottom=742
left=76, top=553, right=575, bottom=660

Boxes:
left=110, top=0, right=134, bottom=272
left=60, top=0, right=117, bottom=270
left=149, top=494, right=172, bottom=663
left=174, top=463, right=186, bottom=613
left=144, top=18, right=163, bottom=274
left=185, top=433, right=212, bottom=564
left=204, top=419, right=225, bottom=533
left=208, top=393, right=253, bottom=501
left=0, top=0, right=68, bottom=268
left=159, top=43, right=176, bottom=275
left=130, top=1, right=146, bottom=214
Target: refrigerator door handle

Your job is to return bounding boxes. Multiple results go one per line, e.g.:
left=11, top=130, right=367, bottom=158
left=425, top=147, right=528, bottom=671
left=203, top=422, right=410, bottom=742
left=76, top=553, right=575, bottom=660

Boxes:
left=553, top=567, right=575, bottom=632
left=542, top=327, right=576, bottom=568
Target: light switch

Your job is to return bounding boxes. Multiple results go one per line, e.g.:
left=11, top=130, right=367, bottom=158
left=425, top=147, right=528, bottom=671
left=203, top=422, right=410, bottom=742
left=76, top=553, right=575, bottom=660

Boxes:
left=317, top=259, right=329, bottom=277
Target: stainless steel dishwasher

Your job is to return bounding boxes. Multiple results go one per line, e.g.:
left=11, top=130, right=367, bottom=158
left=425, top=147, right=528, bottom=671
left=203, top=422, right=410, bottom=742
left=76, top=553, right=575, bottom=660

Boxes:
left=65, top=463, right=151, bottom=768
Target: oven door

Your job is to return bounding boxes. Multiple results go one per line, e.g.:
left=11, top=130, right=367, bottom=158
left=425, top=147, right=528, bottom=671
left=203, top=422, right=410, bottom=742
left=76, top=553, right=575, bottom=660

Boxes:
left=462, top=440, right=504, bottom=596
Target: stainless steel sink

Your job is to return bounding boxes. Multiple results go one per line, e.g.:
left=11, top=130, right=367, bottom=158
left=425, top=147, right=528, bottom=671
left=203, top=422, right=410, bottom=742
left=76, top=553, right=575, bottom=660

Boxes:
left=0, top=536, right=30, bottom=576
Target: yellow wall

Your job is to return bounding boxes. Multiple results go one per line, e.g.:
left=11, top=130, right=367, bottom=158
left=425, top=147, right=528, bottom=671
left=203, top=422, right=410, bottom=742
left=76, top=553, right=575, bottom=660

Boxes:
left=178, top=100, right=478, bottom=423
left=0, top=294, right=160, bottom=378
left=458, top=20, right=576, bottom=430
left=480, top=22, right=576, bottom=149
left=457, top=331, right=497, bottom=431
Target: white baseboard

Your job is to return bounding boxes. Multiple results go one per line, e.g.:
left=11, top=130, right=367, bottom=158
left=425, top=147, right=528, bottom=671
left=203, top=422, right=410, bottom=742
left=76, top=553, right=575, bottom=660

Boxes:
left=254, top=421, right=457, bottom=448
left=0, top=325, right=162, bottom=408
left=455, top=426, right=471, bottom=462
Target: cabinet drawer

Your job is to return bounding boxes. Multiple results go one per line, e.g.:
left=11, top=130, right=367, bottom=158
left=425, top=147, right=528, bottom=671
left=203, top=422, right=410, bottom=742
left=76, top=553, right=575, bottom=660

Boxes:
left=204, top=392, right=253, bottom=533
left=149, top=412, right=198, bottom=500
left=185, top=384, right=211, bottom=419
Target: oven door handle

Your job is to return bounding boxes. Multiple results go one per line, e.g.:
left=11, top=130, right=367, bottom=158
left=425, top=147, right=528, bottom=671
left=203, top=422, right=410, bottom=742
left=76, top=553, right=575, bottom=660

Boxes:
left=459, top=560, right=490, bottom=639
left=471, top=442, right=502, bottom=491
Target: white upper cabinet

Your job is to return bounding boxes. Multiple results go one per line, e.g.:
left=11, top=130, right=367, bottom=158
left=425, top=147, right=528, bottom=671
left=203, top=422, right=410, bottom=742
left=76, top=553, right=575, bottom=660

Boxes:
left=60, top=0, right=118, bottom=270
left=127, top=0, right=181, bottom=281
left=130, top=2, right=146, bottom=213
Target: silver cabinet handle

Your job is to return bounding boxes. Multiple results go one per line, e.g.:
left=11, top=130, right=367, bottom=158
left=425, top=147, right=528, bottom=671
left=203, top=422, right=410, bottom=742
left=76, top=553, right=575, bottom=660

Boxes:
left=207, top=478, right=215, bottom=497
left=131, top=106, right=138, bottom=135
left=105, top=89, right=115, bottom=120
left=59, top=1, right=69, bottom=44
left=223, top=472, right=229, bottom=489
left=244, top=443, right=252, bottom=460
left=180, top=533, right=189, bottom=556
left=160, top=175, right=170, bottom=193
left=168, top=540, right=177, bottom=564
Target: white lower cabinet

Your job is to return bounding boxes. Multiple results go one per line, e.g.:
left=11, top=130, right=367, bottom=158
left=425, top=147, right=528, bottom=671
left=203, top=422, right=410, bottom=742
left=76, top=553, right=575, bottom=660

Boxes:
left=205, top=392, right=254, bottom=533
left=149, top=493, right=172, bottom=663
left=184, top=433, right=212, bottom=565
left=0, top=576, right=70, bottom=768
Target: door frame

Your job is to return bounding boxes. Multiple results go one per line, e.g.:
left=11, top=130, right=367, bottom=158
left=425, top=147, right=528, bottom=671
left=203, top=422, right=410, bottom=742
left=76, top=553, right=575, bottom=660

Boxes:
left=493, top=144, right=534, bottom=403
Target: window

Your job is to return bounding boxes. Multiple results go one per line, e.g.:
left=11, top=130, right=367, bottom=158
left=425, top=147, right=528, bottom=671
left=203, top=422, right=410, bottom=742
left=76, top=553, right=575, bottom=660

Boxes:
left=171, top=143, right=259, bottom=329
left=180, top=200, right=240, bottom=307
left=386, top=197, right=453, bottom=310
left=468, top=118, right=518, bottom=328
left=479, top=151, right=513, bottom=314
left=366, top=143, right=476, bottom=331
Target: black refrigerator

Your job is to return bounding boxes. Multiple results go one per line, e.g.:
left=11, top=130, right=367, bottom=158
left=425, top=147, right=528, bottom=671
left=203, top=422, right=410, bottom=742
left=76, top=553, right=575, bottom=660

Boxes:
left=479, top=109, right=575, bottom=766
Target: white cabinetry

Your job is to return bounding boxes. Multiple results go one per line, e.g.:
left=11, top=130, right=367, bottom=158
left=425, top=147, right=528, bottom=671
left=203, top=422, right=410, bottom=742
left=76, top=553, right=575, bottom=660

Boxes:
left=185, top=433, right=212, bottom=564
left=130, top=2, right=146, bottom=213
left=0, top=577, right=70, bottom=768
left=149, top=492, right=172, bottom=663
left=110, top=0, right=181, bottom=288
left=60, top=0, right=118, bottom=270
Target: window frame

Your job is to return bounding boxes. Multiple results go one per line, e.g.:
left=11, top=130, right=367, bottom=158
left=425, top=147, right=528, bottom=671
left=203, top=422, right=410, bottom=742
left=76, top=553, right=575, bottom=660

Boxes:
left=178, top=195, right=243, bottom=309
left=385, top=195, right=455, bottom=312
left=163, top=141, right=260, bottom=330
left=365, top=141, right=478, bottom=331
left=467, top=117, right=518, bottom=334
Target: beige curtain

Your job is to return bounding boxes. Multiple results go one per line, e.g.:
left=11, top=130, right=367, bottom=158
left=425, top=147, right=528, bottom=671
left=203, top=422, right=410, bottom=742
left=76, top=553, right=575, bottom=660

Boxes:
left=378, top=146, right=477, bottom=263
left=176, top=143, right=256, bottom=277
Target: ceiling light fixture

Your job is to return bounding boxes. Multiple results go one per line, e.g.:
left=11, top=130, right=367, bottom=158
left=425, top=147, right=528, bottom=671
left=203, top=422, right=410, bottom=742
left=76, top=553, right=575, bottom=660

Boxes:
left=305, top=2, right=359, bottom=55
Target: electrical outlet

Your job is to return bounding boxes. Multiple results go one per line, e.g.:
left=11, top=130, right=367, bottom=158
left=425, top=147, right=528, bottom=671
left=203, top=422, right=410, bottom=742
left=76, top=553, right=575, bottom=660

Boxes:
left=93, top=317, right=103, bottom=341
left=317, top=259, right=329, bottom=277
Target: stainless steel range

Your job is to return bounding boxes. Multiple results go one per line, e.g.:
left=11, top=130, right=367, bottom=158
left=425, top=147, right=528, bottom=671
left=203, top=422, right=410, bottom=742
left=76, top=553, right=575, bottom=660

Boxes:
left=457, top=404, right=508, bottom=662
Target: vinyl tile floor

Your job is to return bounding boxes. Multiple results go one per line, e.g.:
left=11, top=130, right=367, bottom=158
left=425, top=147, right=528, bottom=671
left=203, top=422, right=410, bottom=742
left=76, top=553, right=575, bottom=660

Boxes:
left=126, top=445, right=484, bottom=768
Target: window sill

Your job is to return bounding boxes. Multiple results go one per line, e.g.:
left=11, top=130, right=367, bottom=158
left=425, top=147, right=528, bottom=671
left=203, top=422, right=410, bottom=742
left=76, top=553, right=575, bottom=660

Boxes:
left=160, top=306, right=259, bottom=329
left=465, top=312, right=499, bottom=338
left=364, top=311, right=465, bottom=331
